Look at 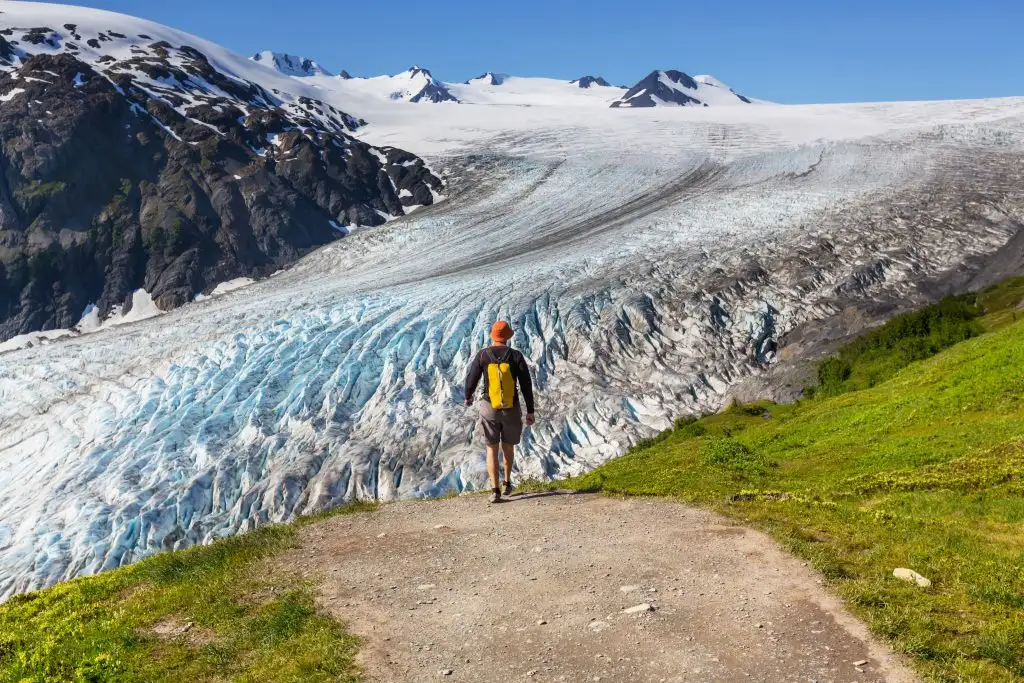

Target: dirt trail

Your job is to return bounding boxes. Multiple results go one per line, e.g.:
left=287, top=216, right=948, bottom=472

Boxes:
left=282, top=493, right=917, bottom=683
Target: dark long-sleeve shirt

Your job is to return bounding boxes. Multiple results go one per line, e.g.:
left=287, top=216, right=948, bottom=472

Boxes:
left=464, top=345, right=535, bottom=414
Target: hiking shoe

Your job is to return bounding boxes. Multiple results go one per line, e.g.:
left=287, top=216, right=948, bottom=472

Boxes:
left=489, top=487, right=502, bottom=504
left=502, top=480, right=514, bottom=497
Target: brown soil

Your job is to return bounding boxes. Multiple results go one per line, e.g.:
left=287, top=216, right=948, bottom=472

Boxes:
left=280, top=492, right=918, bottom=683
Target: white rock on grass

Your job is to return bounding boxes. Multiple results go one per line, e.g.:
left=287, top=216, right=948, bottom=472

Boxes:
left=893, top=568, right=932, bottom=588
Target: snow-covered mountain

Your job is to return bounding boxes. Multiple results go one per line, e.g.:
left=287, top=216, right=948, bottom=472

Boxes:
left=447, top=74, right=626, bottom=107
left=250, top=50, right=332, bottom=77
left=335, top=65, right=459, bottom=103
left=0, top=1, right=442, bottom=340
left=612, top=69, right=753, bottom=107
left=317, top=68, right=740, bottom=108
left=2, top=1, right=1024, bottom=604
left=235, top=55, right=750, bottom=110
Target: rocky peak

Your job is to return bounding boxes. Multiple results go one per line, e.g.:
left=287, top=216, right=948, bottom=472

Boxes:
left=612, top=70, right=702, bottom=108
left=391, top=65, right=459, bottom=103
left=611, top=69, right=752, bottom=108
left=466, top=72, right=508, bottom=86
left=250, top=50, right=332, bottom=77
left=571, top=75, right=612, bottom=89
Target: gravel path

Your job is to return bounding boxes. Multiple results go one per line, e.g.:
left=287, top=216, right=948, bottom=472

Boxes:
left=283, top=492, right=917, bottom=682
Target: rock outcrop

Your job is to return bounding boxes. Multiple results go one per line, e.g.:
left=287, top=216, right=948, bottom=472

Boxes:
left=0, top=42, right=442, bottom=340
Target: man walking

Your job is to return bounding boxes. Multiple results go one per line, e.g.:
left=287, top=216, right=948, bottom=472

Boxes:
left=464, top=320, right=536, bottom=503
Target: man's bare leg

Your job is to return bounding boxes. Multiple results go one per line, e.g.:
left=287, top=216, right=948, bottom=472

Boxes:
left=486, top=444, right=501, bottom=490
left=501, top=443, right=515, bottom=492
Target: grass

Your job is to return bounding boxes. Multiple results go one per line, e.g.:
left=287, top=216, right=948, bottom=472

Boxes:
left=13, top=180, right=67, bottom=203
left=0, top=502, right=376, bottom=683
left=547, top=283, right=1024, bottom=682
left=810, top=276, right=1024, bottom=398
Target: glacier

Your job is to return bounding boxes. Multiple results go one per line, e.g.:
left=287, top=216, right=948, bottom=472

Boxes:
left=2, top=4, right=1024, bottom=599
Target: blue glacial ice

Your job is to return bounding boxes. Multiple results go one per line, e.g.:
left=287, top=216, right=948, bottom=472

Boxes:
left=2, top=108, right=1024, bottom=599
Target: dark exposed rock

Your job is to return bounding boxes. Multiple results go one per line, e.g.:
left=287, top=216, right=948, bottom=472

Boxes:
left=612, top=70, right=702, bottom=108
left=571, top=75, right=612, bottom=89
left=0, top=36, right=15, bottom=64
left=403, top=66, right=459, bottom=103
left=21, top=27, right=59, bottom=48
left=410, top=81, right=458, bottom=103
left=0, top=50, right=443, bottom=341
left=467, top=72, right=507, bottom=86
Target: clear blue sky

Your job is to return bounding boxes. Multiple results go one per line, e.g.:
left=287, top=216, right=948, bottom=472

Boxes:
left=54, top=0, right=1024, bottom=104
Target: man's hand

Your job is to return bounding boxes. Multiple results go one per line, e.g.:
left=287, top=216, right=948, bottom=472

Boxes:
left=525, top=413, right=536, bottom=427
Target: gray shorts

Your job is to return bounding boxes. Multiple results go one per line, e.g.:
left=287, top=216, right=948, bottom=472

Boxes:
left=478, top=404, right=523, bottom=445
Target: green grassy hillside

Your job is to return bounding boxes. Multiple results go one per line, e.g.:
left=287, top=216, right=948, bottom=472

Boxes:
left=0, top=504, right=374, bottom=683
left=554, top=281, right=1024, bottom=681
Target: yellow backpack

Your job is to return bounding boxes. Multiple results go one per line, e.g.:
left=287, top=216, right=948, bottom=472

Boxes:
left=484, top=349, right=516, bottom=410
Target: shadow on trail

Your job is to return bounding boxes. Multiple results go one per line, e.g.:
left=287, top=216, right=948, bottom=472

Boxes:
left=501, top=490, right=583, bottom=503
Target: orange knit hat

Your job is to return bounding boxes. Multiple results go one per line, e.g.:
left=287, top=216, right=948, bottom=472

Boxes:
left=490, top=320, right=514, bottom=342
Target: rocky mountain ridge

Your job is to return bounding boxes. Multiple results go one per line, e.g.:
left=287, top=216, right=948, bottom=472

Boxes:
left=0, top=5, right=443, bottom=341
left=612, top=69, right=753, bottom=107
left=248, top=50, right=751, bottom=108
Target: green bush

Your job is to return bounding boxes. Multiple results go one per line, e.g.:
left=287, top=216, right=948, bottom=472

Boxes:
left=673, top=415, right=706, bottom=437
left=14, top=179, right=67, bottom=203
left=143, top=226, right=167, bottom=252
left=701, top=437, right=776, bottom=477
left=815, top=294, right=983, bottom=396
left=169, top=219, right=185, bottom=249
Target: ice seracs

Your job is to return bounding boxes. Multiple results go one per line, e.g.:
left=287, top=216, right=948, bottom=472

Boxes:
left=250, top=50, right=332, bottom=77
left=611, top=69, right=753, bottom=107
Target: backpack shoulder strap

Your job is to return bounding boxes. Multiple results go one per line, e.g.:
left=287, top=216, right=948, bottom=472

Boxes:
left=483, top=346, right=513, bottom=365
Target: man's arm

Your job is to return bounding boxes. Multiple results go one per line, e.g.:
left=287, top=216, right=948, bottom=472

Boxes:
left=464, top=352, right=482, bottom=405
left=515, top=351, right=535, bottom=417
